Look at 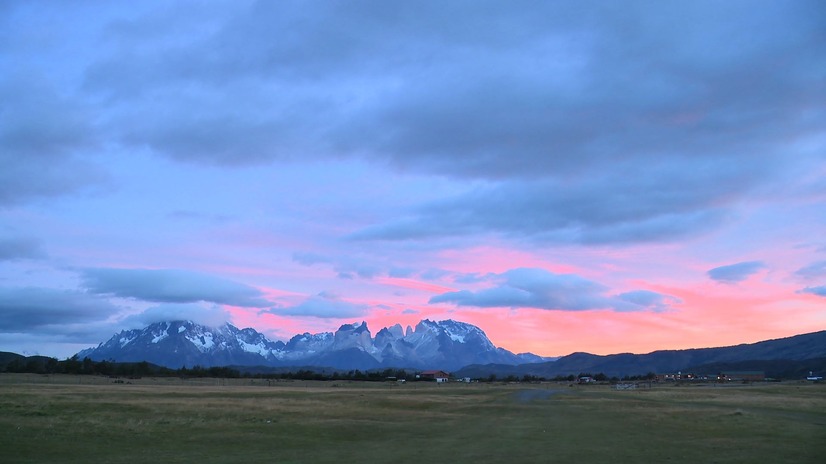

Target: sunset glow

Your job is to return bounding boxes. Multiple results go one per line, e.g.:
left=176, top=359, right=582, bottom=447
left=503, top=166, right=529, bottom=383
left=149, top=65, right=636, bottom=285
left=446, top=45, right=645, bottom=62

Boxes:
left=1, top=1, right=824, bottom=359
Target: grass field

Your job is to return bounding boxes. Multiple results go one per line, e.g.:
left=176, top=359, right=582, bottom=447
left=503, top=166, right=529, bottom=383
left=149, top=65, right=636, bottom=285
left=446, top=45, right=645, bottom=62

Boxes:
left=1, top=374, right=824, bottom=463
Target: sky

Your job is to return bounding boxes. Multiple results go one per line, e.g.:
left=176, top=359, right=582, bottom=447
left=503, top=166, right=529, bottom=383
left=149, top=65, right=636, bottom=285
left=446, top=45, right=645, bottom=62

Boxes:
left=1, top=0, right=824, bottom=359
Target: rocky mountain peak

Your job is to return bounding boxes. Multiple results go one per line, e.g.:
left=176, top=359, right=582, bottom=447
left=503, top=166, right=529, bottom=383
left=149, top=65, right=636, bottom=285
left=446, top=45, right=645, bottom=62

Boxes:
left=78, top=318, right=540, bottom=371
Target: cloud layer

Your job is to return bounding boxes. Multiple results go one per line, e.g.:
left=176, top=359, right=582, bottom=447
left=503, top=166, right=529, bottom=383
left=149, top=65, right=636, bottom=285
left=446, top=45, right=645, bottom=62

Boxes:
left=795, top=261, right=826, bottom=280
left=800, top=286, right=826, bottom=298
left=122, top=303, right=232, bottom=329
left=0, top=234, right=45, bottom=261
left=81, top=268, right=270, bottom=308
left=269, top=292, right=368, bottom=319
left=707, top=261, right=766, bottom=283
left=430, top=268, right=677, bottom=312
left=0, top=287, right=117, bottom=332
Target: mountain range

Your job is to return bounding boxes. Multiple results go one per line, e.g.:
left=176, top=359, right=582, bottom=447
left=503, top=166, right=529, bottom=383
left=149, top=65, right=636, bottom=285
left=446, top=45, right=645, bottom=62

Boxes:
left=77, top=319, right=548, bottom=371
left=75, top=320, right=826, bottom=377
left=455, top=330, right=826, bottom=379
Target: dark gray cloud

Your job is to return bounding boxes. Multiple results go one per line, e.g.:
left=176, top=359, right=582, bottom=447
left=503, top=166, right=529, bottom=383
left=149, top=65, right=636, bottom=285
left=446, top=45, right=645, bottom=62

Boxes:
left=268, top=292, right=367, bottom=318
left=7, top=0, right=817, bottom=246
left=795, top=261, right=826, bottom=280
left=707, top=261, right=766, bottom=283
left=430, top=268, right=675, bottom=312
left=0, top=287, right=118, bottom=332
left=79, top=0, right=824, bottom=177
left=81, top=268, right=270, bottom=307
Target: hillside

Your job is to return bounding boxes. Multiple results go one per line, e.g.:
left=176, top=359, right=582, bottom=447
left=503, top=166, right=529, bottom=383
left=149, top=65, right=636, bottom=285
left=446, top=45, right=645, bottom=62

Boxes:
left=455, top=330, right=826, bottom=378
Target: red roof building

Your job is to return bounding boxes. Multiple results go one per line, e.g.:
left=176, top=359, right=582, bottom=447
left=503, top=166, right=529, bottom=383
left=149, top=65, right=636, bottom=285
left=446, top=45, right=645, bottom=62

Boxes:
left=419, top=370, right=450, bottom=382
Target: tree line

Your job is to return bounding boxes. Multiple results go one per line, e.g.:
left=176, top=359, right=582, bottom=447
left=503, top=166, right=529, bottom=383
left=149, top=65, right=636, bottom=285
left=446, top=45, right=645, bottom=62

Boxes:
left=2, top=355, right=416, bottom=381
left=2, top=355, right=659, bottom=383
left=2, top=355, right=161, bottom=378
left=487, top=372, right=657, bottom=383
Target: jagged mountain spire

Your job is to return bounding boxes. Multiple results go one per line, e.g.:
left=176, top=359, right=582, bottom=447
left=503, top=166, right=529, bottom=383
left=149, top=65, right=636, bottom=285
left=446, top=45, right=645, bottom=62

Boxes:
left=77, top=319, right=548, bottom=371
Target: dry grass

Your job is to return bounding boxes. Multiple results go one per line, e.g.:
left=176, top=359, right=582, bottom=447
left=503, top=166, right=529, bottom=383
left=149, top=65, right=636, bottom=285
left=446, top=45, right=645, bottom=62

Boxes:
left=1, top=375, right=824, bottom=463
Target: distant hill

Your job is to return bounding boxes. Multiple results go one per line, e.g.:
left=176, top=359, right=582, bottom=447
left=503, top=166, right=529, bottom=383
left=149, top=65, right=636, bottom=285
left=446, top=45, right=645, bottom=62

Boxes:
left=0, top=352, right=57, bottom=373
left=455, top=330, right=826, bottom=379
left=0, top=351, right=25, bottom=365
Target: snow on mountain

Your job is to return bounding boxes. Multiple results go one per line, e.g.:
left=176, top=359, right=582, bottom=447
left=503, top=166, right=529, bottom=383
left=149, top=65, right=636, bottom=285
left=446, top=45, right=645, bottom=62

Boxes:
left=517, top=352, right=559, bottom=363
left=78, top=320, right=286, bottom=368
left=78, top=318, right=538, bottom=371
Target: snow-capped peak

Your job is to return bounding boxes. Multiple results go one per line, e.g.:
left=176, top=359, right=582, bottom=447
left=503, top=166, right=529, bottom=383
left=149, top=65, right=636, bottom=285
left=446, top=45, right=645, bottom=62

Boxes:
left=78, top=318, right=531, bottom=371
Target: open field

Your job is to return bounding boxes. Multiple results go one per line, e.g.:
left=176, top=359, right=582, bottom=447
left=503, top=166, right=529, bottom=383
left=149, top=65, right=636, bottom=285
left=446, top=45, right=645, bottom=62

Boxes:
left=1, top=374, right=824, bottom=463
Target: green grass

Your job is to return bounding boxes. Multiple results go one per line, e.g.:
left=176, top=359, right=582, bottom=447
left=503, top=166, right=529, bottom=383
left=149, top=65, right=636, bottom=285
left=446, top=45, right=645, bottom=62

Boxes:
left=1, top=375, right=824, bottom=463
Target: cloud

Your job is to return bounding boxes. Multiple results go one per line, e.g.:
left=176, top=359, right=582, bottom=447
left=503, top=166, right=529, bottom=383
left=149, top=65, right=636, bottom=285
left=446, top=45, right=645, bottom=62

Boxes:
left=80, top=268, right=270, bottom=307
left=292, top=252, right=386, bottom=280
left=0, top=75, right=105, bottom=206
left=0, top=287, right=118, bottom=332
left=453, top=273, right=495, bottom=284
left=615, top=290, right=681, bottom=313
left=292, top=252, right=332, bottom=266
left=430, top=268, right=675, bottom=312
left=795, top=261, right=826, bottom=280
left=707, top=261, right=766, bottom=283
left=121, top=303, right=231, bottom=328
left=9, top=0, right=814, bottom=247
left=73, top=1, right=821, bottom=181
left=0, top=235, right=45, bottom=261
left=269, top=292, right=368, bottom=319
left=351, top=167, right=747, bottom=245
left=799, top=286, right=826, bottom=298
left=420, top=269, right=452, bottom=281
left=335, top=263, right=382, bottom=280
left=388, top=267, right=415, bottom=278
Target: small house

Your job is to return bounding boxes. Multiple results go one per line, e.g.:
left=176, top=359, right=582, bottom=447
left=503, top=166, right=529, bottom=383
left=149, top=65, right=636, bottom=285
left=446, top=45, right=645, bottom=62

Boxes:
left=419, top=370, right=450, bottom=383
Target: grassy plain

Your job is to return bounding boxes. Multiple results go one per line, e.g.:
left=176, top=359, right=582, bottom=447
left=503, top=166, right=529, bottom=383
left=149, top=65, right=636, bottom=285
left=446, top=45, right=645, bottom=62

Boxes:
left=0, top=374, right=824, bottom=463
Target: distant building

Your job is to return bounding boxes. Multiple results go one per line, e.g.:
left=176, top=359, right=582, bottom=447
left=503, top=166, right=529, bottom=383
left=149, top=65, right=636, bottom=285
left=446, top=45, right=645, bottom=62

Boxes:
left=719, top=371, right=765, bottom=382
left=419, top=370, right=450, bottom=383
left=655, top=372, right=695, bottom=382
left=656, top=371, right=765, bottom=382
